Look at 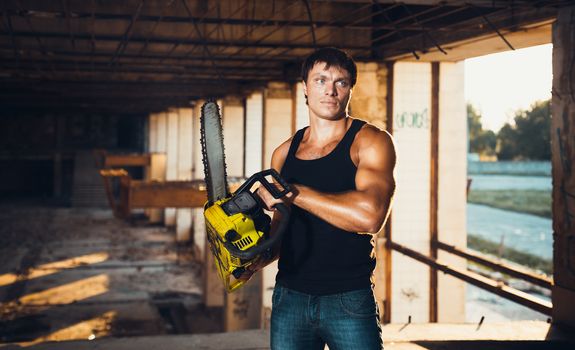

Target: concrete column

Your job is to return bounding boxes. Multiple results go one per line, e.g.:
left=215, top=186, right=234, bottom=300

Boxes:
left=437, top=62, right=467, bottom=322
left=293, top=82, right=308, bottom=131
left=351, top=62, right=391, bottom=321
left=350, top=62, right=388, bottom=130
left=149, top=112, right=168, bottom=223
left=263, top=83, right=292, bottom=168
left=156, top=112, right=167, bottom=154
left=176, top=108, right=193, bottom=243
left=165, top=109, right=179, bottom=226
left=222, top=97, right=245, bottom=178
left=146, top=113, right=164, bottom=223
left=191, top=101, right=206, bottom=261
left=148, top=113, right=158, bottom=154
left=391, top=61, right=432, bottom=323
left=551, top=7, right=575, bottom=328
left=245, top=91, right=264, bottom=175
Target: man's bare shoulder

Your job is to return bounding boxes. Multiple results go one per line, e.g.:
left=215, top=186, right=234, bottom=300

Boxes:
left=356, top=121, right=395, bottom=154
left=271, top=136, right=294, bottom=170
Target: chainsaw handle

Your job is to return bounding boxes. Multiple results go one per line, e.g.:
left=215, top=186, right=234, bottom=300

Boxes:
left=234, top=169, right=291, bottom=199
left=223, top=203, right=290, bottom=260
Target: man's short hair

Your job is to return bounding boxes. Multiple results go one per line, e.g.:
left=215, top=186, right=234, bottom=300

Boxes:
left=301, top=47, right=357, bottom=87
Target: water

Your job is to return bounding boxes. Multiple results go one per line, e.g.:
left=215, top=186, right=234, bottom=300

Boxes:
left=468, top=174, right=551, bottom=190
left=467, top=203, right=552, bottom=259
left=466, top=173, right=552, bottom=322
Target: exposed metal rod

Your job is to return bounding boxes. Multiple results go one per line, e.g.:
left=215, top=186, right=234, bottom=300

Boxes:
left=472, top=4, right=515, bottom=50
left=1, top=11, right=20, bottom=63
left=389, top=240, right=552, bottom=316
left=194, top=0, right=275, bottom=57
left=372, top=5, right=466, bottom=45
left=218, top=0, right=303, bottom=60
left=62, top=0, right=75, bottom=49
left=375, top=2, right=420, bottom=60
left=0, top=31, right=371, bottom=50
left=302, top=0, right=317, bottom=48
left=160, top=0, right=220, bottom=62
left=434, top=240, right=553, bottom=289
left=109, top=0, right=145, bottom=66
left=137, top=0, right=177, bottom=57
left=181, top=0, right=229, bottom=89
left=7, top=9, right=454, bottom=31
left=262, top=2, right=380, bottom=64
left=400, top=3, right=447, bottom=55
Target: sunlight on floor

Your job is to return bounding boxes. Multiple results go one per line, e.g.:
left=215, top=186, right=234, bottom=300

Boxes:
left=0, top=252, right=109, bottom=287
left=21, top=310, right=117, bottom=347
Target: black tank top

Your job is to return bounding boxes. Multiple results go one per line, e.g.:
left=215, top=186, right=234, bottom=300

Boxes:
left=277, top=118, right=375, bottom=295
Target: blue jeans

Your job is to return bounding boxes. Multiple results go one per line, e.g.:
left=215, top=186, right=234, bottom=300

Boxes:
left=270, top=285, right=383, bottom=350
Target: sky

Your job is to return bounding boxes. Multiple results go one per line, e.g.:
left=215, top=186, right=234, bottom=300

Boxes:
left=464, top=43, right=552, bottom=132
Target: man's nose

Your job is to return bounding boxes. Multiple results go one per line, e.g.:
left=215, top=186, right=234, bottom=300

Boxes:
left=325, top=82, right=337, bottom=96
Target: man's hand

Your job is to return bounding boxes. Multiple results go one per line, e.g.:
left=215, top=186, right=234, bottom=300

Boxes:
left=255, top=183, right=295, bottom=211
left=235, top=255, right=273, bottom=282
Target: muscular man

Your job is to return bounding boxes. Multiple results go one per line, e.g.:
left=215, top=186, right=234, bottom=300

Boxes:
left=257, top=47, right=396, bottom=350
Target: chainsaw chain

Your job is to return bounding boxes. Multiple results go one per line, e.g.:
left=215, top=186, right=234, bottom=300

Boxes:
left=200, top=100, right=229, bottom=204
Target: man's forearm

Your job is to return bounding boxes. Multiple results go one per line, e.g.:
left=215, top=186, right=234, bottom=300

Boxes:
left=291, top=184, right=392, bottom=233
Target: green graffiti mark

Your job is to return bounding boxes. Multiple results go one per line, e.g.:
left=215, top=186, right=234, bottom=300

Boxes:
left=394, top=108, right=429, bottom=129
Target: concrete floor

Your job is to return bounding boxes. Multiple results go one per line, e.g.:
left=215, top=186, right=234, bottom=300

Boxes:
left=0, top=205, right=573, bottom=350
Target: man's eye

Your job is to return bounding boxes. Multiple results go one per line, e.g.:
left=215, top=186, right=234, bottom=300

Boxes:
left=316, top=78, right=325, bottom=84
left=336, top=81, right=348, bottom=87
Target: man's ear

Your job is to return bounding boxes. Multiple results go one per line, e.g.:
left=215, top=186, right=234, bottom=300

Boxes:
left=302, top=81, right=308, bottom=97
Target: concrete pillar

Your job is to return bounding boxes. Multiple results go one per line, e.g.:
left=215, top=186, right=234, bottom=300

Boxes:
left=245, top=91, right=264, bottom=175
left=437, top=62, right=466, bottom=322
left=165, top=109, right=179, bottom=226
left=351, top=62, right=391, bottom=321
left=147, top=112, right=167, bottom=223
left=222, top=97, right=245, bottom=178
left=264, top=83, right=292, bottom=168
left=176, top=108, right=193, bottom=243
left=350, top=62, right=388, bottom=129
left=148, top=113, right=158, bottom=154
left=391, top=61, right=432, bottom=323
left=293, top=82, right=308, bottom=131
left=192, top=101, right=207, bottom=260
left=551, top=7, right=575, bottom=329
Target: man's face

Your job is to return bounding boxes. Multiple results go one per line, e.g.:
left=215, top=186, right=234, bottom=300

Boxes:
left=303, top=62, right=352, bottom=121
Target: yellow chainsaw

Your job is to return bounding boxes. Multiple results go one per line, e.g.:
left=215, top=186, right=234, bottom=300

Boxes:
left=200, top=101, right=291, bottom=292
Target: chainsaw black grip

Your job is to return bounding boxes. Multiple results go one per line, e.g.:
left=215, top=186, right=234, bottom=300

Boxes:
left=223, top=203, right=290, bottom=260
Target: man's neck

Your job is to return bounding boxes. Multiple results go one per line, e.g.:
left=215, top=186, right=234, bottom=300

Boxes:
left=306, top=115, right=350, bottom=145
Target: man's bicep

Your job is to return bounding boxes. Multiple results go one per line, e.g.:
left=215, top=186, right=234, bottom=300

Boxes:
left=355, top=131, right=396, bottom=195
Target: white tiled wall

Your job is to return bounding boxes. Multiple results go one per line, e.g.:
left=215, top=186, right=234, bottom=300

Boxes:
left=245, top=92, right=264, bottom=175
left=437, top=62, right=467, bottom=322
left=391, top=61, right=432, bottom=323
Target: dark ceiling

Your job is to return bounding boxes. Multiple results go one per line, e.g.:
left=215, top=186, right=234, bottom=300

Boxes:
left=0, top=0, right=568, bottom=113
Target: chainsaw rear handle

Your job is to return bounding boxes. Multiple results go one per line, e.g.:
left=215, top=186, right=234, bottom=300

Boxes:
left=233, top=168, right=291, bottom=200
left=223, top=203, right=290, bottom=260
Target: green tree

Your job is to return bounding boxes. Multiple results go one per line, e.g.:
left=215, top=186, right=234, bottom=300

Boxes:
left=496, top=100, right=551, bottom=160
left=467, top=103, right=496, bottom=156
left=496, top=123, right=518, bottom=160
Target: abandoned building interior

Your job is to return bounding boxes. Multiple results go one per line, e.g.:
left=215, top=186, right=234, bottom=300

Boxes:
left=1, top=0, right=575, bottom=349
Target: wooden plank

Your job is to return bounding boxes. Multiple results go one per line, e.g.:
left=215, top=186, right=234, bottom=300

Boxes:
left=104, top=154, right=150, bottom=167
left=429, top=62, right=440, bottom=323
left=551, top=7, right=575, bottom=328
left=130, top=181, right=207, bottom=208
